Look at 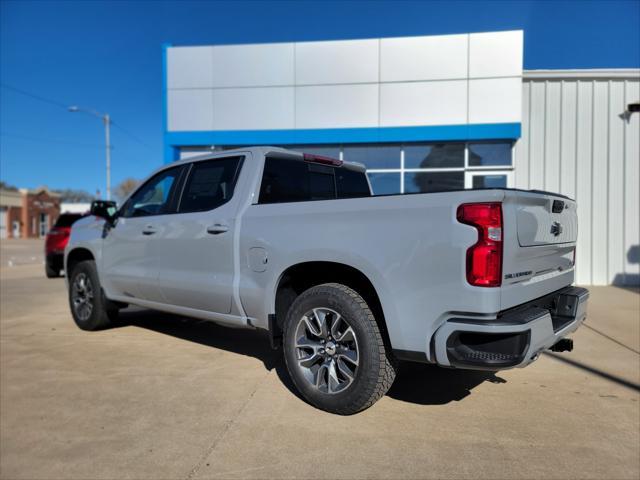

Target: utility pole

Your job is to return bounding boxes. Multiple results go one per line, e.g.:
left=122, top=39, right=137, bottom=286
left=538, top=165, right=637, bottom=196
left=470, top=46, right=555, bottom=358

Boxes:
left=104, top=114, right=111, bottom=200
left=68, top=106, right=112, bottom=200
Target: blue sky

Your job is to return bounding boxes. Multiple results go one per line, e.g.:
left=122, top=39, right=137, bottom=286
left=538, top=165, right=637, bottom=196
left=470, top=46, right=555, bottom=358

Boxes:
left=1, top=0, right=639, bottom=194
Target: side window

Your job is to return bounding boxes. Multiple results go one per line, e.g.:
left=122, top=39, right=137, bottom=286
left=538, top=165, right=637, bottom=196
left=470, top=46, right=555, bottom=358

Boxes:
left=258, top=157, right=370, bottom=204
left=259, top=157, right=309, bottom=204
left=121, top=166, right=182, bottom=218
left=336, top=168, right=371, bottom=198
left=178, top=156, right=243, bottom=213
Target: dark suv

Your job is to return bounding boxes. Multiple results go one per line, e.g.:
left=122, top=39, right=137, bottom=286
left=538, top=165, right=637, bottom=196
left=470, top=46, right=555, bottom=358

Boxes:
left=45, top=213, right=85, bottom=278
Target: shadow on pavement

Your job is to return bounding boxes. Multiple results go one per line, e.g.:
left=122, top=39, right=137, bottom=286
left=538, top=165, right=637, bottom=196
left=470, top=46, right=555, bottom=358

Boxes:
left=543, top=352, right=640, bottom=392
left=387, top=362, right=506, bottom=405
left=118, top=308, right=501, bottom=406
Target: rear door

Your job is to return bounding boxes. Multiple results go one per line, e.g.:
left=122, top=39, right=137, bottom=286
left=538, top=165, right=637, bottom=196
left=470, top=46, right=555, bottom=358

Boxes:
left=151, top=156, right=244, bottom=313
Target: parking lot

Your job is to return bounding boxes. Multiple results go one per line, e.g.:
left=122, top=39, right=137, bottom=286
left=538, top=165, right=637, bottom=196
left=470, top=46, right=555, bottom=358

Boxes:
left=0, top=239, right=638, bottom=479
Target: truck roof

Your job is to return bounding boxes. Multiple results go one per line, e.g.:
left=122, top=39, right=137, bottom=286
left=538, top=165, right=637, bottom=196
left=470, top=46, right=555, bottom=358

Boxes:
left=172, top=146, right=366, bottom=172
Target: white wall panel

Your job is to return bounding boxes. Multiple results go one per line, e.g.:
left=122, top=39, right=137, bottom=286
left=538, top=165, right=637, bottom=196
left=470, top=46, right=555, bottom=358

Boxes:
left=212, top=87, right=294, bottom=130
left=544, top=81, right=562, bottom=193
left=559, top=81, right=577, bottom=199
left=591, top=81, right=609, bottom=285
left=167, top=46, right=214, bottom=89
left=210, top=43, right=294, bottom=87
left=380, top=81, right=467, bottom=126
left=607, top=81, right=626, bottom=284
left=527, top=81, right=546, bottom=188
left=380, top=34, right=467, bottom=82
left=468, top=77, right=522, bottom=123
left=167, top=89, right=214, bottom=131
left=575, top=81, right=593, bottom=284
left=513, top=81, right=530, bottom=189
left=295, top=39, right=379, bottom=85
left=515, top=73, right=640, bottom=286
left=167, top=31, right=523, bottom=133
left=623, top=80, right=640, bottom=285
left=469, top=30, right=523, bottom=78
left=296, top=84, right=378, bottom=129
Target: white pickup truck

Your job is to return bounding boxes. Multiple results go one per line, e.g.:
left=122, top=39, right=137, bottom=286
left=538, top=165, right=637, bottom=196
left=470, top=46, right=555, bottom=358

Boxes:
left=65, top=146, right=589, bottom=414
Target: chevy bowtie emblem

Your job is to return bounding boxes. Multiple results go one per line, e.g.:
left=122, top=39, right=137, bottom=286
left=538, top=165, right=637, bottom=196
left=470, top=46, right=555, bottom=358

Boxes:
left=550, top=221, right=563, bottom=236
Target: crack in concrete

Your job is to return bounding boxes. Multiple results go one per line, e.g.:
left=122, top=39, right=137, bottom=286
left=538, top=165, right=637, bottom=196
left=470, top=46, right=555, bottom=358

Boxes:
left=184, top=370, right=271, bottom=480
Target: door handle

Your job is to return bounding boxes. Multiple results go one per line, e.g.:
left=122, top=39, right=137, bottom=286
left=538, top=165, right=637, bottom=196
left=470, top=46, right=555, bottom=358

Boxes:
left=142, top=225, right=157, bottom=235
left=207, top=224, right=229, bottom=235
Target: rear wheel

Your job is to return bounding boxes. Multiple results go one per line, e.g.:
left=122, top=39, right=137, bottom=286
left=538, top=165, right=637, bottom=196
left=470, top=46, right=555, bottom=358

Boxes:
left=283, top=283, right=397, bottom=415
left=68, top=260, right=118, bottom=331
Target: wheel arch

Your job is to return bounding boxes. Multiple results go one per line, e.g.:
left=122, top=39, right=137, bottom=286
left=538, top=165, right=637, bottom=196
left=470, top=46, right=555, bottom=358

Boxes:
left=65, top=247, right=95, bottom=277
left=273, top=261, right=393, bottom=352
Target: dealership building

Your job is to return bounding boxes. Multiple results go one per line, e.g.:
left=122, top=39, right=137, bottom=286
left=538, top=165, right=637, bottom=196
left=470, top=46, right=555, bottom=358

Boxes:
left=162, top=30, right=639, bottom=286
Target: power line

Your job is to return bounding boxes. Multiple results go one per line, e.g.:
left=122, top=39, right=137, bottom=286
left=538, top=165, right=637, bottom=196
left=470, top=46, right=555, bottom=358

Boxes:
left=1, top=84, right=153, bottom=150
left=0, top=83, right=69, bottom=110
left=111, top=121, right=153, bottom=150
left=0, top=132, right=106, bottom=149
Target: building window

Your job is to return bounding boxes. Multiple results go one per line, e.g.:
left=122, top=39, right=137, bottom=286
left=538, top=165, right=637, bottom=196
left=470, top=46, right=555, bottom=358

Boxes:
left=404, top=143, right=465, bottom=169
left=342, top=144, right=401, bottom=170
left=468, top=141, right=512, bottom=167
left=178, top=141, right=513, bottom=196
left=367, top=173, right=401, bottom=195
left=404, top=171, right=465, bottom=193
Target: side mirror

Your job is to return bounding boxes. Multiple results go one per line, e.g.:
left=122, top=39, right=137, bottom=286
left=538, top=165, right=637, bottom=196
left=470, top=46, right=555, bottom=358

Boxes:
left=90, top=200, right=118, bottom=222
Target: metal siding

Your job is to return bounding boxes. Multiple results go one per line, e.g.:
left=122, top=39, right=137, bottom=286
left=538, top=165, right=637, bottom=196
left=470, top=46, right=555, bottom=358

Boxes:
left=608, top=81, right=625, bottom=284
left=591, top=81, right=609, bottom=285
left=514, top=81, right=530, bottom=189
left=544, top=81, right=561, bottom=193
left=515, top=73, right=640, bottom=286
left=624, top=80, right=640, bottom=286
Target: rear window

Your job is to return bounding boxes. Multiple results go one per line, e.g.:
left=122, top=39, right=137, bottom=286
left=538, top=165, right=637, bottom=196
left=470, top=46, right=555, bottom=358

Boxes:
left=54, top=214, right=84, bottom=228
left=258, top=157, right=370, bottom=204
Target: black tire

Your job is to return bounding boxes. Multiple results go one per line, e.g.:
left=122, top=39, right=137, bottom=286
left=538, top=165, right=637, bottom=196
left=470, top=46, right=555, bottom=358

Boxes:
left=68, top=260, right=119, bottom=331
left=45, top=263, right=60, bottom=278
left=283, top=283, right=397, bottom=415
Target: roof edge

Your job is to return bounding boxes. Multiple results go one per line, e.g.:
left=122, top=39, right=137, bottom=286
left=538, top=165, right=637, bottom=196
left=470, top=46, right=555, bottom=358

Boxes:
left=524, top=68, right=640, bottom=80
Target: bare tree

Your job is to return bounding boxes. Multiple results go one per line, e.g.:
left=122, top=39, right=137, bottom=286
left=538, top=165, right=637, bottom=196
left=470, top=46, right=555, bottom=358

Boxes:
left=114, top=178, right=139, bottom=202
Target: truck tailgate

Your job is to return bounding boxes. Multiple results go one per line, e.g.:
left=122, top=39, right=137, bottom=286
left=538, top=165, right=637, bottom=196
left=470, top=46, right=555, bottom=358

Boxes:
left=501, top=190, right=577, bottom=310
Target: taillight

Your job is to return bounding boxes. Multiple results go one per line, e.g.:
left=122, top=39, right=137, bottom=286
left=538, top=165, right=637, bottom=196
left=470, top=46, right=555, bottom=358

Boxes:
left=457, top=203, right=503, bottom=287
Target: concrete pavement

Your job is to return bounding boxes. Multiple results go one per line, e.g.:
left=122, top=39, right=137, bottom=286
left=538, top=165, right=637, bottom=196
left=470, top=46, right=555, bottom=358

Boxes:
left=1, top=242, right=638, bottom=479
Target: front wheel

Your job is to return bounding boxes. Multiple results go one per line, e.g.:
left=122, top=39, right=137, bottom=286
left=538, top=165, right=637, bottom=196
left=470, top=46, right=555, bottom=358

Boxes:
left=283, top=283, right=397, bottom=415
left=68, top=260, right=118, bottom=331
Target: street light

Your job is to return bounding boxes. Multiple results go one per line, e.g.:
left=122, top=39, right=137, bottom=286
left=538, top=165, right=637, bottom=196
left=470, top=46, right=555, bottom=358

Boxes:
left=68, top=105, right=111, bottom=200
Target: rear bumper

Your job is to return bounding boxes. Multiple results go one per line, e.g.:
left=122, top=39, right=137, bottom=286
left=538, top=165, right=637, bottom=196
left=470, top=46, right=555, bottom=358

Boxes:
left=432, top=286, right=589, bottom=370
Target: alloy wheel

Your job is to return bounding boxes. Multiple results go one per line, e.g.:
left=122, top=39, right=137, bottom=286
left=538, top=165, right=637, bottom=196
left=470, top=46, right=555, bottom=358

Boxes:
left=294, top=307, right=359, bottom=394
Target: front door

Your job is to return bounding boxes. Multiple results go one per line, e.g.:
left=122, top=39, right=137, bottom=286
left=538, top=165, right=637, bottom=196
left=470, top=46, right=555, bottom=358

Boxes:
left=152, top=156, right=245, bottom=314
left=101, top=165, right=185, bottom=301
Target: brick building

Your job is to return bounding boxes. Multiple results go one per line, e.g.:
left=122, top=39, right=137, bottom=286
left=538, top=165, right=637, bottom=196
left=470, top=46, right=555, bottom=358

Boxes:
left=0, top=187, right=61, bottom=239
